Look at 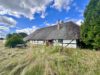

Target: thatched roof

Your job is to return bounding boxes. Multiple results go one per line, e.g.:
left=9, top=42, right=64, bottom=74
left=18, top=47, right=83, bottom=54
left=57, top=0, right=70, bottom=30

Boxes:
left=24, top=21, right=80, bottom=41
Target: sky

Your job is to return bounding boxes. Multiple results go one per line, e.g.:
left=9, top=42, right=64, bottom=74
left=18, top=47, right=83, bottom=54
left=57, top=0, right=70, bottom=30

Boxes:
left=0, top=0, right=90, bottom=38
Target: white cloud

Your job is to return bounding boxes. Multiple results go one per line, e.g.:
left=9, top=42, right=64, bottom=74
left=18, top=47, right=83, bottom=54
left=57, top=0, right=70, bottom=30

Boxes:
left=44, top=18, right=83, bottom=27
left=0, top=0, right=73, bottom=19
left=0, top=15, right=17, bottom=38
left=64, top=18, right=83, bottom=26
left=76, top=19, right=83, bottom=25
left=0, top=26, right=9, bottom=31
left=44, top=21, right=52, bottom=26
left=0, top=0, right=74, bottom=37
left=0, top=16, right=17, bottom=27
left=0, top=0, right=52, bottom=19
left=0, top=31, right=7, bottom=38
left=0, top=25, right=10, bottom=38
left=44, top=21, right=58, bottom=27
left=72, top=2, right=84, bottom=17
left=40, top=12, right=48, bottom=19
left=16, top=26, right=39, bottom=35
left=52, top=0, right=73, bottom=11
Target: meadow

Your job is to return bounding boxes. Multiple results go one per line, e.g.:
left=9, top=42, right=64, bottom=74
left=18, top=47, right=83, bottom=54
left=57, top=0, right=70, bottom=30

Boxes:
left=0, top=42, right=100, bottom=75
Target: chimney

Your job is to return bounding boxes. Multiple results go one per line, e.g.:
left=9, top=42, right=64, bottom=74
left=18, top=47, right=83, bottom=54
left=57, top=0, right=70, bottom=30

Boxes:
left=57, top=20, right=64, bottom=30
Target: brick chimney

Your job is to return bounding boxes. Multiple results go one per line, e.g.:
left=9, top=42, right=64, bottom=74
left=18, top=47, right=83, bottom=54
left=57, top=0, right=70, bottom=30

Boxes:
left=57, top=20, right=64, bottom=30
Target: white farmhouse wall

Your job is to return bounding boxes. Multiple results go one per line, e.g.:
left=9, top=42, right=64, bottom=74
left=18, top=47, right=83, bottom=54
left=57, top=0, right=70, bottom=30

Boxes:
left=63, top=40, right=76, bottom=43
left=30, top=40, right=77, bottom=48
left=53, top=40, right=77, bottom=48
left=30, top=40, right=44, bottom=45
left=63, top=40, right=77, bottom=48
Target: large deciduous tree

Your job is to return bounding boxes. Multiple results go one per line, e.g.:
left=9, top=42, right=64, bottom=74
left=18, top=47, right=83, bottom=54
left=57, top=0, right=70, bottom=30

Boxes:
left=81, top=0, right=100, bottom=49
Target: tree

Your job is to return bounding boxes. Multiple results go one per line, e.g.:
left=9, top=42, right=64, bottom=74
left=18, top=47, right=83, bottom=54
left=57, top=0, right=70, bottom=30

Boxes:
left=81, top=0, right=100, bottom=49
left=5, top=33, right=25, bottom=48
left=6, top=34, right=13, bottom=39
left=6, top=33, right=27, bottom=39
left=18, top=33, right=28, bottom=38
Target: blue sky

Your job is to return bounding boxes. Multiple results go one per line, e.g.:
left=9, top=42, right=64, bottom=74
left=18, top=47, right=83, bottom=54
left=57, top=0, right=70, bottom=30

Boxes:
left=0, top=0, right=90, bottom=37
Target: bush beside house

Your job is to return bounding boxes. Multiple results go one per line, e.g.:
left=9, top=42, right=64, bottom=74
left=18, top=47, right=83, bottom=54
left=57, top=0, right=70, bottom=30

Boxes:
left=5, top=33, right=27, bottom=48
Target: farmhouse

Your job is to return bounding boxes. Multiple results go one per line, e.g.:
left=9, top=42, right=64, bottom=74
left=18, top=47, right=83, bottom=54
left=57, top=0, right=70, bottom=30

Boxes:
left=24, top=21, right=80, bottom=48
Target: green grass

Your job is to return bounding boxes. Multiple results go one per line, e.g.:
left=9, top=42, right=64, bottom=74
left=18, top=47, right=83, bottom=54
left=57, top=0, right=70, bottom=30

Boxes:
left=0, top=43, right=100, bottom=75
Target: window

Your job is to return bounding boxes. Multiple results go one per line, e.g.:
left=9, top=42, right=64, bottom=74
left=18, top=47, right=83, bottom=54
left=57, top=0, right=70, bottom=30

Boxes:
left=58, top=39, right=63, bottom=43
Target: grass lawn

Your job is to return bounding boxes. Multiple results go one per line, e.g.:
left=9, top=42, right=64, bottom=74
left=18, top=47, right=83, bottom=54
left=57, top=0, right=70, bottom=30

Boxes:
left=0, top=43, right=100, bottom=75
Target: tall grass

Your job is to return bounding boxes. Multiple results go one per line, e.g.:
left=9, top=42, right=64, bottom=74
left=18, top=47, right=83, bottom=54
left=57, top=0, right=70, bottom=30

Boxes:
left=0, top=44, right=100, bottom=75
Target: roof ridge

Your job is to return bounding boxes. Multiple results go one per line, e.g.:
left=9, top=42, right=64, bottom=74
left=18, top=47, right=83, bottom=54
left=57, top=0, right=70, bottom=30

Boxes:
left=36, top=21, right=78, bottom=31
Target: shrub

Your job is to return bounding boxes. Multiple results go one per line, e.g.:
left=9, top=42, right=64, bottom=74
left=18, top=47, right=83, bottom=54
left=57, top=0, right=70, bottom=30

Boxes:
left=5, top=34, right=25, bottom=48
